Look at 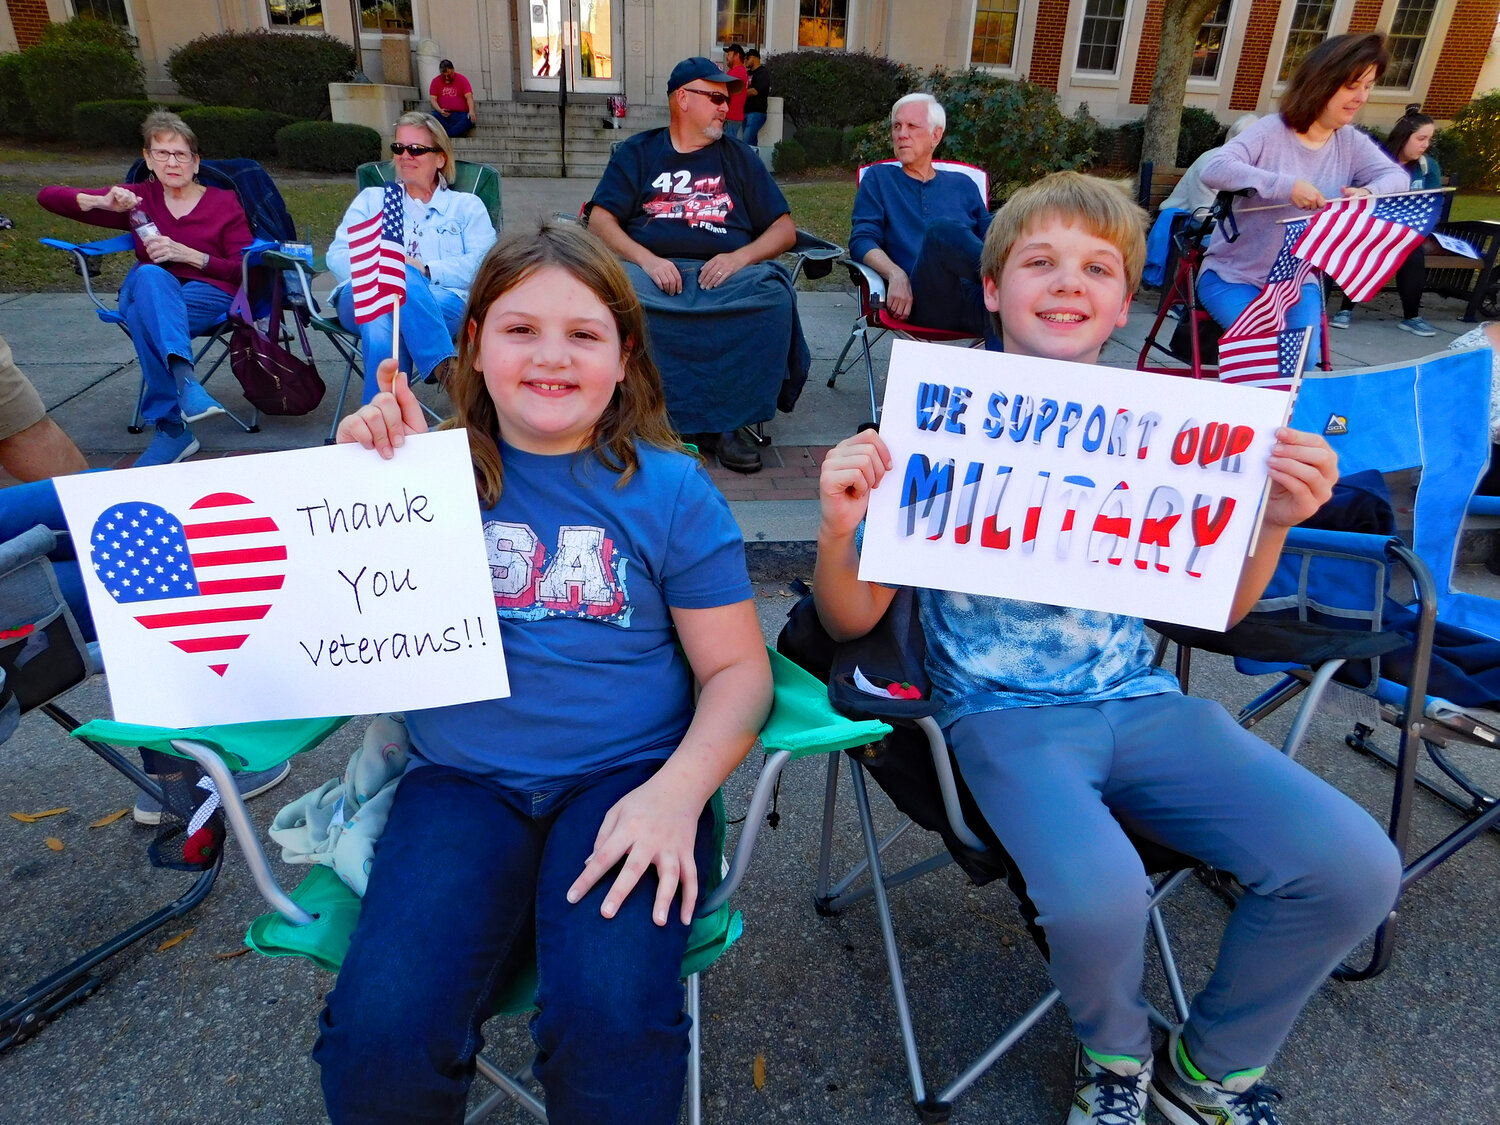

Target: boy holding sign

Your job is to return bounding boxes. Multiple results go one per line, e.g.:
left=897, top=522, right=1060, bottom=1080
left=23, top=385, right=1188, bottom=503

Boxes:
left=814, top=173, right=1398, bottom=1125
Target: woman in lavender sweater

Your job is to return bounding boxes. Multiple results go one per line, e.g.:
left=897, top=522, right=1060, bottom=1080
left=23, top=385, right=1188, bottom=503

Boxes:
left=39, top=110, right=252, bottom=467
left=1199, top=34, right=1408, bottom=338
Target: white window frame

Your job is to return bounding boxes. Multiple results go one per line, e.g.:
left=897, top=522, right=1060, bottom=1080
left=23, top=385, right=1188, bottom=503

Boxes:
left=1378, top=0, right=1440, bottom=91
left=264, top=0, right=327, bottom=32
left=1073, top=0, right=1132, bottom=78
left=1187, top=0, right=1237, bottom=85
left=1276, top=0, right=1338, bottom=84
left=715, top=0, right=767, bottom=50
left=69, top=0, right=136, bottom=36
left=968, top=0, right=1024, bottom=72
left=795, top=0, right=851, bottom=51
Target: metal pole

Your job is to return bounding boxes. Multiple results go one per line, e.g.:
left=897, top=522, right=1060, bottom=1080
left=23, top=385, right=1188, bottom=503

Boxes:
left=348, top=0, right=371, bottom=82
left=559, top=46, right=568, bottom=178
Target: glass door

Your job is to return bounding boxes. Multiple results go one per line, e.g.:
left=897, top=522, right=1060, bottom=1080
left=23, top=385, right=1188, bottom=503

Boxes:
left=522, top=0, right=621, bottom=93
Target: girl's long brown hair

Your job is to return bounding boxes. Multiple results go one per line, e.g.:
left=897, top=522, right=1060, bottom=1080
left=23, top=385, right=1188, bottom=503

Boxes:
left=443, top=222, right=683, bottom=507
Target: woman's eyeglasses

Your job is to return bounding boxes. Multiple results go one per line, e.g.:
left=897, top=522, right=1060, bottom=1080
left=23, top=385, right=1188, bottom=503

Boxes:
left=391, top=143, right=441, bottom=157
left=148, top=149, right=194, bottom=164
left=680, top=88, right=731, bottom=107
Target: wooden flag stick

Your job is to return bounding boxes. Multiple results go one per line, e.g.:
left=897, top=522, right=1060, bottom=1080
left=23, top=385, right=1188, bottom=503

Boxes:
left=1250, top=185, right=1457, bottom=221
left=390, top=298, right=402, bottom=367
left=1247, top=326, right=1313, bottom=557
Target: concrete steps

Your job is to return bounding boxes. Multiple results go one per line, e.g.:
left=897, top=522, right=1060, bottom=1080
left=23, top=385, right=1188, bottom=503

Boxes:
left=411, top=100, right=667, bottom=179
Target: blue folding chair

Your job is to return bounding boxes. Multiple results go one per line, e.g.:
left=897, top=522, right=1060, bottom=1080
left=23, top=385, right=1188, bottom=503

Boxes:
left=40, top=159, right=305, bottom=437
left=1160, top=344, right=1500, bottom=981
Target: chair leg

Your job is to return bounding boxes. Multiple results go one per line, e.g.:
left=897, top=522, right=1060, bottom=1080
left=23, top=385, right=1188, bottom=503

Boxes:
left=686, top=972, right=703, bottom=1125
left=829, top=322, right=863, bottom=389
left=469, top=1054, right=546, bottom=1122
left=814, top=753, right=843, bottom=912
left=324, top=338, right=362, bottom=445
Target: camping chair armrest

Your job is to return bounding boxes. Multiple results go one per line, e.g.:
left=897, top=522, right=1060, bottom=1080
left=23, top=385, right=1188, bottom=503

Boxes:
left=1282, top=526, right=1397, bottom=560
left=263, top=252, right=324, bottom=317
left=237, top=236, right=283, bottom=294
left=790, top=229, right=844, bottom=284
left=842, top=257, right=887, bottom=306
left=39, top=233, right=134, bottom=316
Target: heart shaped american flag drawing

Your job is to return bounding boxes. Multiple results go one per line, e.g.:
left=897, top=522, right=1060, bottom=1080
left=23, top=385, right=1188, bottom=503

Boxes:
left=88, top=492, right=287, bottom=677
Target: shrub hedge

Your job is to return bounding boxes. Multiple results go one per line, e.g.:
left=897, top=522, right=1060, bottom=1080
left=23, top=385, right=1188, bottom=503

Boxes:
left=19, top=39, right=145, bottom=137
left=169, top=30, right=355, bottom=120
left=1445, top=92, right=1500, bottom=190
left=72, top=99, right=161, bottom=149
left=39, top=14, right=137, bottom=50
left=1116, top=106, right=1225, bottom=170
left=181, top=105, right=296, bottom=160
left=767, top=49, right=912, bottom=130
left=772, top=139, right=808, bottom=175
left=797, top=124, right=843, bottom=166
left=276, top=120, right=380, bottom=173
left=0, top=54, right=37, bottom=137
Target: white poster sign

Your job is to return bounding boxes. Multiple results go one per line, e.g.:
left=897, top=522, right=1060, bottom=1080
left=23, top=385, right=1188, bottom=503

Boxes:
left=860, top=341, right=1291, bottom=630
left=54, top=430, right=509, bottom=726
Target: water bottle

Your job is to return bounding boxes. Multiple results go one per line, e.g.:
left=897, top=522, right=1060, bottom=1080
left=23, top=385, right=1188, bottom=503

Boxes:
left=129, top=207, right=160, bottom=244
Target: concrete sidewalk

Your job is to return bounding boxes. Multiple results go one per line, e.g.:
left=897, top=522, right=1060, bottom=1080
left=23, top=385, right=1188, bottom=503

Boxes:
left=2, top=224, right=1499, bottom=1123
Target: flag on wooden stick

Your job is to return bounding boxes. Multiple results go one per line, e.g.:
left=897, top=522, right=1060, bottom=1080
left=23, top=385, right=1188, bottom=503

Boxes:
left=1217, top=219, right=1316, bottom=389
left=347, top=182, right=407, bottom=324
left=1292, top=191, right=1443, bottom=303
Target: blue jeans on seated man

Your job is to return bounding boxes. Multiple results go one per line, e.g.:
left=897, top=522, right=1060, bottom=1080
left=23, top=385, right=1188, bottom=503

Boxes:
left=742, top=112, right=766, bottom=147
left=116, top=264, right=233, bottom=427
left=336, top=266, right=465, bottom=404
left=315, top=757, right=715, bottom=1125
left=907, top=219, right=1000, bottom=349
left=436, top=109, right=473, bottom=137
left=1197, top=268, right=1324, bottom=366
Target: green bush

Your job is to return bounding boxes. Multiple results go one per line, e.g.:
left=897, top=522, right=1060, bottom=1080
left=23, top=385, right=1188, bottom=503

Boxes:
left=843, top=121, right=891, bottom=168
left=72, top=99, right=161, bottom=148
left=181, top=105, right=296, bottom=160
left=18, top=40, right=145, bottom=137
left=276, top=120, right=380, bottom=173
left=798, top=124, right=843, bottom=166
left=169, top=30, right=354, bottom=119
left=1116, top=106, right=1225, bottom=170
left=772, top=138, right=808, bottom=175
left=767, top=49, right=912, bottom=130
left=0, top=53, right=37, bottom=137
left=1429, top=127, right=1465, bottom=183
left=39, top=14, right=137, bottom=50
left=1446, top=92, right=1500, bottom=189
left=922, top=69, right=1096, bottom=204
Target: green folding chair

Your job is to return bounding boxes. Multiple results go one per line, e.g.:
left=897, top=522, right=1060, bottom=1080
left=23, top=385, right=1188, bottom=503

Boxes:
left=276, top=159, right=503, bottom=443
left=72, top=648, right=888, bottom=1124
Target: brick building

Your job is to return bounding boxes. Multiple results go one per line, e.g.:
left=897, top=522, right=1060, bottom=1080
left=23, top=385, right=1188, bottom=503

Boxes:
left=3, top=0, right=1498, bottom=127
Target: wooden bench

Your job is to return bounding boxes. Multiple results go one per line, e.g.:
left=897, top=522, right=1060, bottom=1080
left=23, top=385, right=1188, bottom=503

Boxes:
left=1418, top=220, right=1500, bottom=322
left=1136, top=162, right=1187, bottom=212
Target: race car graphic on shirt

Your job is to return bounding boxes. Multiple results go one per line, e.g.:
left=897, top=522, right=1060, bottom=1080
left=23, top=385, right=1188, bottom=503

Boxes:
left=643, top=171, right=734, bottom=230
left=484, top=520, right=631, bottom=626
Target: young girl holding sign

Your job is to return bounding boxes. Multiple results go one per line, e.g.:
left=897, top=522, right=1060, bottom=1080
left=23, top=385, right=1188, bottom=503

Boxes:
left=319, top=222, right=772, bottom=1124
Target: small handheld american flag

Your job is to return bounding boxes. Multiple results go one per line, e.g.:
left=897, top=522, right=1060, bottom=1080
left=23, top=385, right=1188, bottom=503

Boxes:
left=1293, top=191, right=1443, bottom=303
left=347, top=182, right=407, bottom=325
left=1217, top=219, right=1316, bottom=390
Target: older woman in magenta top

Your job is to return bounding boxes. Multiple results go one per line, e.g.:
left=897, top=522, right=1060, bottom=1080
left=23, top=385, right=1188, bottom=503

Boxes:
left=1199, top=33, right=1408, bottom=338
left=38, top=109, right=252, bottom=467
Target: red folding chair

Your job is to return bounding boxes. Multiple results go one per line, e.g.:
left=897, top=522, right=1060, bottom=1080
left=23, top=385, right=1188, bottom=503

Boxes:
left=830, top=160, right=991, bottom=421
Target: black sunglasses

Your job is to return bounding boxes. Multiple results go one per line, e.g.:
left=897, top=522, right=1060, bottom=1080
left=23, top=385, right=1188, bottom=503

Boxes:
left=391, top=143, right=441, bottom=157
left=681, top=87, right=731, bottom=107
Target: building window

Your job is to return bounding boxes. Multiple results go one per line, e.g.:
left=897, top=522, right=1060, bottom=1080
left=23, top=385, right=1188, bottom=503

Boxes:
left=798, top=0, right=847, bottom=49
left=971, top=0, right=1021, bottom=67
left=267, top=0, right=324, bottom=27
left=71, top=0, right=131, bottom=26
left=1076, top=0, right=1128, bottom=73
left=718, top=0, right=765, bottom=47
left=1189, top=0, right=1233, bottom=80
left=1380, top=0, right=1438, bottom=88
left=360, top=0, right=413, bottom=32
left=1278, top=0, right=1334, bottom=82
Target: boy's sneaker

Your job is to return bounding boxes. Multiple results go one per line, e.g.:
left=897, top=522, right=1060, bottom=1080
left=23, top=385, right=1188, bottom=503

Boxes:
left=1067, top=1045, right=1152, bottom=1124
left=136, top=425, right=199, bottom=467
left=178, top=379, right=226, bottom=423
left=1149, top=1030, right=1284, bottom=1125
left=133, top=761, right=292, bottom=825
left=1331, top=308, right=1353, bottom=329
left=1398, top=316, right=1436, bottom=337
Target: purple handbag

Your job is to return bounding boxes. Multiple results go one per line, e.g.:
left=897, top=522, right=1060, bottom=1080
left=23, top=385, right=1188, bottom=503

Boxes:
left=227, top=270, right=325, bottom=416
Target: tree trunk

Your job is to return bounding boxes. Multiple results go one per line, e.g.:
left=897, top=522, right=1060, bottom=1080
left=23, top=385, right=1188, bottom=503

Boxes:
left=1141, top=0, right=1226, bottom=170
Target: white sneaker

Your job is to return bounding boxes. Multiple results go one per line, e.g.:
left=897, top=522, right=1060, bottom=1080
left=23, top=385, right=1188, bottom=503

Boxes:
left=1067, top=1044, right=1151, bottom=1125
left=1149, top=1029, right=1284, bottom=1125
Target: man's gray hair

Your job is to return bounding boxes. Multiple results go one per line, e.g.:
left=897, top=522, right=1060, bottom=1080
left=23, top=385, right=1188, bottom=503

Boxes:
left=891, top=92, right=945, bottom=132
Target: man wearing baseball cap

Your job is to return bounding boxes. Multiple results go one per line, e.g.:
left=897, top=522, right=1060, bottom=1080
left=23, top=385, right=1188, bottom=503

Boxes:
left=587, top=56, right=808, bottom=474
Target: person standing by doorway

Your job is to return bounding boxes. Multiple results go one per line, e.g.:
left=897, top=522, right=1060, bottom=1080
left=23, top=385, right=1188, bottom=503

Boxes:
left=429, top=59, right=476, bottom=138
left=723, top=44, right=749, bottom=141
left=743, top=49, right=769, bottom=147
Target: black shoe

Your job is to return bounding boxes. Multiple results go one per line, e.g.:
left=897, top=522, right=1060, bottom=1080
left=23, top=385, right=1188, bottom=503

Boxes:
left=715, top=430, right=762, bottom=474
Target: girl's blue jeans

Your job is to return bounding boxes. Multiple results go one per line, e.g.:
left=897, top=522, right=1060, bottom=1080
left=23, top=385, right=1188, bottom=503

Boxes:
left=315, top=757, right=715, bottom=1125
left=116, top=265, right=233, bottom=427
left=336, top=266, right=465, bottom=405
left=1198, top=269, right=1324, bottom=342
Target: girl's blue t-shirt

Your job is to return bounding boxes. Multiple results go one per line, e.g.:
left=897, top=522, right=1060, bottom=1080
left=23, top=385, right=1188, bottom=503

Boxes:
left=403, top=441, right=752, bottom=790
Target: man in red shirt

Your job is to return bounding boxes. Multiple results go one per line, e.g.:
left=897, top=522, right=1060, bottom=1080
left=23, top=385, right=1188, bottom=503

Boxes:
left=723, top=43, right=748, bottom=141
left=428, top=60, right=475, bottom=137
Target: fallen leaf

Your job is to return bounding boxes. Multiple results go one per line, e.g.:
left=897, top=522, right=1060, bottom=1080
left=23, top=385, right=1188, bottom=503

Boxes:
left=44, top=837, right=64, bottom=851
left=213, top=947, right=251, bottom=960
left=157, top=928, right=195, bottom=952
left=10, top=807, right=69, bottom=823
left=90, top=808, right=130, bottom=828
left=753, top=1052, right=765, bottom=1091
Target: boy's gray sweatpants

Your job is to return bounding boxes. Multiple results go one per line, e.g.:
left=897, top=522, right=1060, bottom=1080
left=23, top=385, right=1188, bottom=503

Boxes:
left=949, top=692, right=1401, bottom=1079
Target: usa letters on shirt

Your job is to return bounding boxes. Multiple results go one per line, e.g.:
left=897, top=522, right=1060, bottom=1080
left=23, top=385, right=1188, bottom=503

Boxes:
left=859, top=341, right=1288, bottom=631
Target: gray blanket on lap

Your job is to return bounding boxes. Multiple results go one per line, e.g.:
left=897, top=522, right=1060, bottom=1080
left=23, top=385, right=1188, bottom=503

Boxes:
left=627, top=259, right=811, bottom=434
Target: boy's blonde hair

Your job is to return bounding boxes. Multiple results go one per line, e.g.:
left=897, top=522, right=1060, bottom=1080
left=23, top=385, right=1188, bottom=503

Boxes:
left=979, top=171, right=1148, bottom=296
